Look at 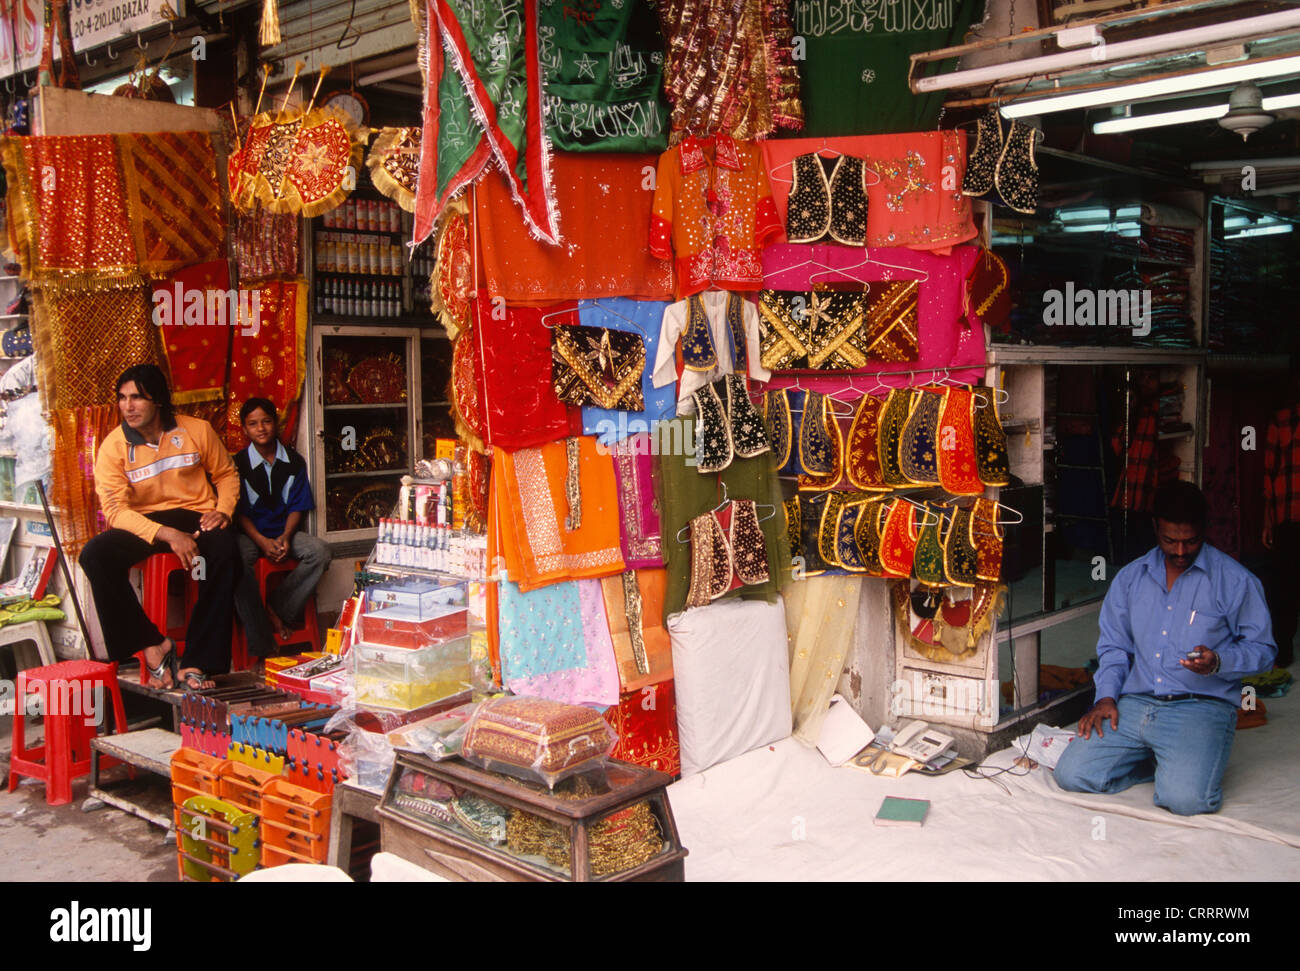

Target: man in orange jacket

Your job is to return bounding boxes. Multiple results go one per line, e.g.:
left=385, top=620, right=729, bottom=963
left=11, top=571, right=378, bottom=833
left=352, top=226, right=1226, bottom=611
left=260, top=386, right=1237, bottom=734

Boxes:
left=79, top=364, right=241, bottom=689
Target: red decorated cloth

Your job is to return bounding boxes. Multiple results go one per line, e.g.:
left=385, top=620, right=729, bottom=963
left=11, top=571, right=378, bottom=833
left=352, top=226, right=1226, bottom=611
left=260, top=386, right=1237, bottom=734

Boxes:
left=152, top=261, right=234, bottom=407
left=604, top=681, right=681, bottom=777
left=224, top=279, right=307, bottom=451
left=473, top=291, right=580, bottom=449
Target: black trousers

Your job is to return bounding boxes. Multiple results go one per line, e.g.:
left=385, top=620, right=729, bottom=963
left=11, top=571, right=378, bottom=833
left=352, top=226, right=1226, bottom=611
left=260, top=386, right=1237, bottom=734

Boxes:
left=79, top=509, right=240, bottom=675
left=1264, top=521, right=1300, bottom=668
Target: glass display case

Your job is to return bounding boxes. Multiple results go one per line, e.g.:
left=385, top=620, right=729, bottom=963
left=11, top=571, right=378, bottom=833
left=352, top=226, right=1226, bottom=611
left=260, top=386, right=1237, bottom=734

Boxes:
left=310, top=325, right=422, bottom=543
left=378, top=752, right=688, bottom=882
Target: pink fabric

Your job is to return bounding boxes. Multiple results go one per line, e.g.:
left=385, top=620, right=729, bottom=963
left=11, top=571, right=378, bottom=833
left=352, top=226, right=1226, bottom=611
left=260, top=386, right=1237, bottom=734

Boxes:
left=761, top=243, right=988, bottom=391
left=612, top=435, right=665, bottom=569
left=760, top=132, right=976, bottom=253
left=507, top=580, right=621, bottom=707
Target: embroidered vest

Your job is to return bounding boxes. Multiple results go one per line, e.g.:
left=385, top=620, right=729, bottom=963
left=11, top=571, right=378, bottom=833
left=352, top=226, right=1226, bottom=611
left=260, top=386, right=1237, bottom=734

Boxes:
left=912, top=506, right=950, bottom=588
left=879, top=498, right=919, bottom=578
left=970, top=497, right=1004, bottom=582
left=846, top=393, right=889, bottom=492
left=899, top=387, right=943, bottom=486
left=853, top=499, right=888, bottom=577
left=937, top=386, right=984, bottom=495
left=786, top=153, right=870, bottom=246
left=878, top=388, right=915, bottom=488
left=836, top=499, right=869, bottom=572
left=972, top=387, right=1011, bottom=486
left=943, top=503, right=980, bottom=587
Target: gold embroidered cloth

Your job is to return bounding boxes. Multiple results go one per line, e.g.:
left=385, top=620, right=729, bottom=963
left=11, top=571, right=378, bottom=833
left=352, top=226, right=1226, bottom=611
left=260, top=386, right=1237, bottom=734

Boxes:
left=552, top=324, right=647, bottom=411
left=758, top=281, right=918, bottom=371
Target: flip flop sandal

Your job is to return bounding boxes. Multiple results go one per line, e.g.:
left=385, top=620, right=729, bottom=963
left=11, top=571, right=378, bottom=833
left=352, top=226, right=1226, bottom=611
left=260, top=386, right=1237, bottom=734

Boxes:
left=180, top=669, right=213, bottom=692
left=145, top=641, right=176, bottom=689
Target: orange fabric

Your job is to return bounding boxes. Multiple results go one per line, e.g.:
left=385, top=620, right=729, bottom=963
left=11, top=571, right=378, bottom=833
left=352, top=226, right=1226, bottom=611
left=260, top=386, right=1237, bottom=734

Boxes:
left=760, top=132, right=976, bottom=254
left=493, top=436, right=627, bottom=591
left=601, top=569, right=674, bottom=693
left=879, top=498, right=919, bottom=578
left=224, top=279, right=307, bottom=451
left=475, top=152, right=674, bottom=305
left=937, top=386, right=984, bottom=495
left=152, top=261, right=233, bottom=407
left=649, top=135, right=784, bottom=299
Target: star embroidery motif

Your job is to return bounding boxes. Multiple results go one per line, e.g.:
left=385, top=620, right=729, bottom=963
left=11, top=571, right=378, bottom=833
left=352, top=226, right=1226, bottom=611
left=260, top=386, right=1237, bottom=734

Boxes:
left=574, top=53, right=598, bottom=79
left=298, top=142, right=331, bottom=178
left=806, top=290, right=836, bottom=340
left=861, top=69, right=876, bottom=83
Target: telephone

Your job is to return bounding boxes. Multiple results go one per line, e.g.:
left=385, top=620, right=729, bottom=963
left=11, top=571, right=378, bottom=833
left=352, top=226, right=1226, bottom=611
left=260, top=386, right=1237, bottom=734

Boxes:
left=889, top=720, right=956, bottom=765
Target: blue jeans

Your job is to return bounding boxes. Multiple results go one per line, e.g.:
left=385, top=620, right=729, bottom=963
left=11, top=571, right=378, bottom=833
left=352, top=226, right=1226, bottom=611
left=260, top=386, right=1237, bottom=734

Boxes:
left=234, top=533, right=331, bottom=657
left=1053, top=693, right=1237, bottom=816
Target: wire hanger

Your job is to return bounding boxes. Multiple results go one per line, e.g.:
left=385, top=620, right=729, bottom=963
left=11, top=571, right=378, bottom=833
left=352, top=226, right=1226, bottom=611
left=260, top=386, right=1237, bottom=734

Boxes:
left=992, top=500, right=1024, bottom=525
left=589, top=299, right=645, bottom=334
left=539, top=305, right=580, bottom=329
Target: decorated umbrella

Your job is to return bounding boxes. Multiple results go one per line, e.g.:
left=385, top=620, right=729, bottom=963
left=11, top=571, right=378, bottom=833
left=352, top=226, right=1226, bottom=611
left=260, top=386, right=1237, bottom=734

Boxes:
left=366, top=126, right=421, bottom=213
left=231, top=64, right=367, bottom=218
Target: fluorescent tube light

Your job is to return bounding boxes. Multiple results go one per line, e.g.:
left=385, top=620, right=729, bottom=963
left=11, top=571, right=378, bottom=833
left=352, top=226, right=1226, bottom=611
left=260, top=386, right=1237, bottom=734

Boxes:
left=1093, top=90, right=1300, bottom=134
left=1004, top=54, right=1300, bottom=118
left=1224, top=224, right=1294, bottom=239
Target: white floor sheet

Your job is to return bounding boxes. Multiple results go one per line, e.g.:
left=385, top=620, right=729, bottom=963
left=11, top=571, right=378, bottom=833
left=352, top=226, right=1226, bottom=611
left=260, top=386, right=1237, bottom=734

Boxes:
left=667, top=685, right=1300, bottom=881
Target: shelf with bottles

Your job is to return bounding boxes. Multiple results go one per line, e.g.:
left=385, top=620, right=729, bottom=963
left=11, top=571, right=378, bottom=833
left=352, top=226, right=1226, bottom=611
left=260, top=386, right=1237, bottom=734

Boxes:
left=316, top=277, right=406, bottom=319
left=321, top=196, right=408, bottom=235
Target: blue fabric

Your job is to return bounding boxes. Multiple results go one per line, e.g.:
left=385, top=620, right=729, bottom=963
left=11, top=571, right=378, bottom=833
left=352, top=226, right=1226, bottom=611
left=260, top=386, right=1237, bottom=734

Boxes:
left=497, top=580, right=588, bottom=682
left=579, top=298, right=674, bottom=445
left=237, top=442, right=315, bottom=537
left=1053, top=693, right=1237, bottom=815
left=1092, top=543, right=1276, bottom=707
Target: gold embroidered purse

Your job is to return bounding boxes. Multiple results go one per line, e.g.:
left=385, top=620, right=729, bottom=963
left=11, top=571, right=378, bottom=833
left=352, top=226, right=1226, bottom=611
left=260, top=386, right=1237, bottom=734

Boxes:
left=552, top=323, right=646, bottom=410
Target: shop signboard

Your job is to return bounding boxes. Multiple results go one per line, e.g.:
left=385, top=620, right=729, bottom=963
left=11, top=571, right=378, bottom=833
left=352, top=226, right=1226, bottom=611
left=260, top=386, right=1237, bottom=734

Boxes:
left=0, top=0, right=184, bottom=78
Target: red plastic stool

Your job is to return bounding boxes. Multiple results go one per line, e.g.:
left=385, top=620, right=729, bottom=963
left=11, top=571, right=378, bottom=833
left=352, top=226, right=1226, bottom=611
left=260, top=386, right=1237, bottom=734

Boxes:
left=233, top=557, right=322, bottom=670
left=8, top=659, right=131, bottom=806
left=132, top=552, right=199, bottom=685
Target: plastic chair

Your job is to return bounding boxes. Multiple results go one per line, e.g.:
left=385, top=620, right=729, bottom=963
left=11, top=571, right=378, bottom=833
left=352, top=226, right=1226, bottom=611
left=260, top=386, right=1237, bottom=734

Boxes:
left=233, top=557, right=321, bottom=670
left=7, top=659, right=130, bottom=806
left=0, top=619, right=57, bottom=672
left=132, top=552, right=198, bottom=685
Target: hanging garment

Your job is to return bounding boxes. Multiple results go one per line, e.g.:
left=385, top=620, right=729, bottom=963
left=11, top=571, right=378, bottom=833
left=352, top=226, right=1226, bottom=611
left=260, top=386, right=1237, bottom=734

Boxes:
left=783, top=494, right=802, bottom=562
left=853, top=498, right=888, bottom=577
left=431, top=195, right=474, bottom=340
left=475, top=293, right=579, bottom=450
left=962, top=107, right=1039, bottom=215
left=693, top=373, right=771, bottom=473
left=757, top=282, right=918, bottom=371
left=685, top=511, right=733, bottom=607
left=658, top=418, right=790, bottom=613
left=538, top=0, right=670, bottom=153
left=877, top=388, right=915, bottom=487
left=961, top=107, right=1000, bottom=198
left=965, top=247, right=1011, bottom=333
left=878, top=498, right=919, bottom=578
left=728, top=498, right=771, bottom=585
left=912, top=505, right=950, bottom=588
left=150, top=261, right=231, bottom=409
left=649, top=135, right=785, bottom=299
left=600, top=569, right=673, bottom=692
left=580, top=299, right=675, bottom=445
left=785, top=575, right=863, bottom=746
left=943, top=502, right=980, bottom=588
left=994, top=121, right=1039, bottom=215
left=610, top=435, right=664, bottom=569
left=603, top=679, right=681, bottom=776
left=413, top=0, right=559, bottom=245
left=763, top=387, right=840, bottom=481
left=761, top=244, right=989, bottom=386
left=493, top=436, right=626, bottom=592
left=796, top=490, right=834, bottom=575
left=653, top=290, right=771, bottom=414
left=475, top=153, right=673, bottom=304
left=970, top=497, right=1004, bottom=583
left=552, top=323, right=647, bottom=411
left=936, top=385, right=984, bottom=495
left=816, top=492, right=848, bottom=568
left=846, top=393, right=889, bottom=492
left=761, top=132, right=975, bottom=252
left=972, top=387, right=1011, bottom=487
left=657, top=0, right=803, bottom=139
left=785, top=153, right=870, bottom=245
left=834, top=498, right=869, bottom=572
left=450, top=317, right=488, bottom=454
left=899, top=386, right=944, bottom=486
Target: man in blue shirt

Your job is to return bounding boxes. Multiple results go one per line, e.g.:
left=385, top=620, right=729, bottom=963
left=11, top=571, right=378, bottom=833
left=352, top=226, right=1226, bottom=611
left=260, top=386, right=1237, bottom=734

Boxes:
left=1053, top=481, right=1275, bottom=815
left=233, top=398, right=331, bottom=656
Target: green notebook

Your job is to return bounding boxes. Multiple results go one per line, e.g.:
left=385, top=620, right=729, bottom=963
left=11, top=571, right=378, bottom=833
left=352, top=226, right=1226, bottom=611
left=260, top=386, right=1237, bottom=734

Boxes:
left=874, top=797, right=930, bottom=827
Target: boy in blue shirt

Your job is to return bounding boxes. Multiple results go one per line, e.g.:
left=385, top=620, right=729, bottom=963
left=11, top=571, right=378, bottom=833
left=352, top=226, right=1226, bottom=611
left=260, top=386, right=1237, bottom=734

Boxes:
left=233, top=398, right=331, bottom=656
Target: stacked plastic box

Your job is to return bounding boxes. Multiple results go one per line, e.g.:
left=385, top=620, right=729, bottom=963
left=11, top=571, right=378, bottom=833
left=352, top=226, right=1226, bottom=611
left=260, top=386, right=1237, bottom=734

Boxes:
left=352, top=576, right=473, bottom=711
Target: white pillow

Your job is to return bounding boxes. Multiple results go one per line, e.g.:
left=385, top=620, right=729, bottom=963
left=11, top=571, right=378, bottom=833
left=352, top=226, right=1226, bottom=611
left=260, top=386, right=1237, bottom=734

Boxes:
left=669, top=597, right=792, bottom=776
